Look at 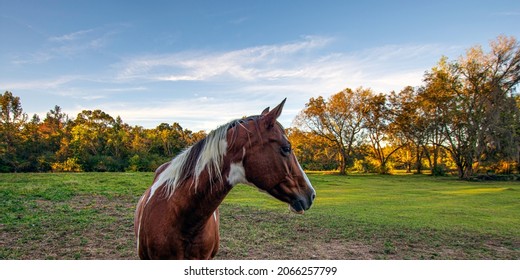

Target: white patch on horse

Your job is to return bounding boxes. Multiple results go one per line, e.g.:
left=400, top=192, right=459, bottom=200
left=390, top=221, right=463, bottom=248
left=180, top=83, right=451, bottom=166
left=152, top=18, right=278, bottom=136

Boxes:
left=227, top=161, right=251, bottom=186
left=136, top=222, right=141, bottom=252
left=195, top=137, right=228, bottom=187
left=147, top=180, right=163, bottom=204
left=213, top=211, right=217, bottom=222
left=146, top=155, right=188, bottom=204
left=296, top=156, right=316, bottom=196
left=135, top=195, right=144, bottom=252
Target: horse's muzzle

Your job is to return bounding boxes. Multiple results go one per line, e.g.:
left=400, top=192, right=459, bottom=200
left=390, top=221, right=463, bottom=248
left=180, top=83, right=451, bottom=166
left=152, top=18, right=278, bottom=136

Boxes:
left=289, top=192, right=315, bottom=214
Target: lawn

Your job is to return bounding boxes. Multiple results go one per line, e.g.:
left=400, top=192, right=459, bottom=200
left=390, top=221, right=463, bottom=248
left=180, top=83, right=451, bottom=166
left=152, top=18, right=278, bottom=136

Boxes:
left=1, top=172, right=519, bottom=259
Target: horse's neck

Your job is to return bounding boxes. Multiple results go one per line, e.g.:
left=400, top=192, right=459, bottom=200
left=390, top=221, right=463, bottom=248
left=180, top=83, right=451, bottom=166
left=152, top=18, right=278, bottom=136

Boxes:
left=174, top=170, right=231, bottom=230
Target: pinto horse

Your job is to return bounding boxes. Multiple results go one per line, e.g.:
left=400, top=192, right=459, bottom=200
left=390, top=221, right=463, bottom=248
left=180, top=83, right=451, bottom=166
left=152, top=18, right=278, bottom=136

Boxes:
left=134, top=99, right=316, bottom=259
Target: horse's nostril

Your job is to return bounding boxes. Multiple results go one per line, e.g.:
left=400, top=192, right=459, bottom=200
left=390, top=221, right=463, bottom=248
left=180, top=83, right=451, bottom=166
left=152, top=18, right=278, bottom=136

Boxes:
left=311, top=193, right=316, bottom=200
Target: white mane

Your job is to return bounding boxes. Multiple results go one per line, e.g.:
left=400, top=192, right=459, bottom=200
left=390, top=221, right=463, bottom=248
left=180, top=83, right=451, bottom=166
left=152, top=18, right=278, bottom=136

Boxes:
left=146, top=118, right=253, bottom=202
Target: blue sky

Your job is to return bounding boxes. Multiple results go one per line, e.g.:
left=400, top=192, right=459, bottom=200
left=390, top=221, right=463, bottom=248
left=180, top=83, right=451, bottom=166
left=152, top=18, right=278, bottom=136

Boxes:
left=1, top=0, right=519, bottom=131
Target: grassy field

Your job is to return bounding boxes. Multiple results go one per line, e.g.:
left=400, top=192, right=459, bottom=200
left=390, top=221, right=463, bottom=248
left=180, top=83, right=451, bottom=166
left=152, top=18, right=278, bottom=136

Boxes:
left=1, top=172, right=519, bottom=259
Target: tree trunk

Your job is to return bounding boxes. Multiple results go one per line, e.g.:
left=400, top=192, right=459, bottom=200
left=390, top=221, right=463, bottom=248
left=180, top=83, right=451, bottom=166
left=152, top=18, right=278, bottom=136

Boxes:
left=415, top=146, right=423, bottom=174
left=338, top=147, right=347, bottom=175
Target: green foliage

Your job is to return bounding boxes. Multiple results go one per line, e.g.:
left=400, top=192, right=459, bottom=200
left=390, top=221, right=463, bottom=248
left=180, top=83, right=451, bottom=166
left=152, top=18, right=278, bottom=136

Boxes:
left=431, top=164, right=448, bottom=176
left=351, top=158, right=377, bottom=173
left=51, top=158, right=82, bottom=172
left=287, top=128, right=339, bottom=171
left=0, top=92, right=206, bottom=173
left=0, top=91, right=28, bottom=172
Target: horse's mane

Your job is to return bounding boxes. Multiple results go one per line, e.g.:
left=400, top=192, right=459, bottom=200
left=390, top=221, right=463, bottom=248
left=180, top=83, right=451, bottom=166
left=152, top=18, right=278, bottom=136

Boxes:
left=147, top=116, right=261, bottom=201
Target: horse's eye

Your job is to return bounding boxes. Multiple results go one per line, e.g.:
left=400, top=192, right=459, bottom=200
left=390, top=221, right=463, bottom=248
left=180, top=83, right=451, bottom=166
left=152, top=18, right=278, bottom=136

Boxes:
left=281, top=145, right=291, bottom=155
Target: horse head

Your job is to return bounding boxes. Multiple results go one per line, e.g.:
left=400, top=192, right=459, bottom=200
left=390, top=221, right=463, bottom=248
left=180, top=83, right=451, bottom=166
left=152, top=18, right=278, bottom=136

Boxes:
left=228, top=99, right=316, bottom=214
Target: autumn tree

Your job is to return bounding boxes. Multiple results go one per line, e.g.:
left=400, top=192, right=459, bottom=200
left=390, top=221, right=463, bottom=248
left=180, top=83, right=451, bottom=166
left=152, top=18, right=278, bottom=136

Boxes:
left=419, top=36, right=520, bottom=178
left=389, top=86, right=430, bottom=173
left=68, top=110, right=120, bottom=171
left=295, top=88, right=370, bottom=174
left=151, top=122, right=193, bottom=157
left=20, top=115, right=46, bottom=171
left=363, top=90, right=402, bottom=174
left=287, top=127, right=339, bottom=171
left=435, top=36, right=520, bottom=179
left=0, top=91, right=28, bottom=172
left=419, top=56, right=457, bottom=175
left=482, top=93, right=520, bottom=173
left=36, top=105, right=68, bottom=171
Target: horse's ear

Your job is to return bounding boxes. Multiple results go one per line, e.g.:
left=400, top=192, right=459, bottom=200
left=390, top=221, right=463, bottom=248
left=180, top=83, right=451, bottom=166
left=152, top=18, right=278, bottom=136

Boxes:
left=262, top=98, right=286, bottom=128
left=261, top=107, right=270, bottom=115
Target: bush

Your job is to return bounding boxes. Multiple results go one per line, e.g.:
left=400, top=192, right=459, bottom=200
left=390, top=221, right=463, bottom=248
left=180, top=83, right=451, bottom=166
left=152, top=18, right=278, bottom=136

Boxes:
left=127, top=154, right=170, bottom=172
left=352, top=159, right=377, bottom=173
left=431, top=164, right=447, bottom=176
left=52, top=158, right=82, bottom=172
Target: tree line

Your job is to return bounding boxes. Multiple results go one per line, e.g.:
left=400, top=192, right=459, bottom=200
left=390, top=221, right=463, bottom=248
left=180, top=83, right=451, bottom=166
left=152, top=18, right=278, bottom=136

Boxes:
left=0, top=92, right=206, bottom=172
left=291, top=35, right=520, bottom=179
left=1, top=36, right=519, bottom=179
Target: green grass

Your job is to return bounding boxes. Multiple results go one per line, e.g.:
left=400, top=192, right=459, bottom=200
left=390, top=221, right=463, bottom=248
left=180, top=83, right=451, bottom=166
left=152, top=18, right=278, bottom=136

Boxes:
left=226, top=174, right=520, bottom=235
left=220, top=173, right=520, bottom=259
left=0, top=173, right=148, bottom=259
left=1, top=172, right=519, bottom=259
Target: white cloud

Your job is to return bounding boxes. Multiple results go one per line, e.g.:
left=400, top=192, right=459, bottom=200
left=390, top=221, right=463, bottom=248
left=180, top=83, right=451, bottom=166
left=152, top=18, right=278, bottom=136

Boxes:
left=116, top=38, right=456, bottom=95
left=3, top=76, right=81, bottom=90
left=101, top=87, right=148, bottom=92
left=48, top=29, right=95, bottom=42
left=11, top=51, right=54, bottom=65
left=116, top=35, right=333, bottom=82
left=11, top=27, right=113, bottom=65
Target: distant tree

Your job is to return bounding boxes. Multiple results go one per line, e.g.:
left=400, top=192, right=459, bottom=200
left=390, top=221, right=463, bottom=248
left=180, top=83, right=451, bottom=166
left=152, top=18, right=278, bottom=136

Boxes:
left=295, top=88, right=370, bottom=174
left=151, top=122, right=192, bottom=157
left=126, top=125, right=152, bottom=171
left=287, top=127, right=339, bottom=171
left=391, top=144, right=415, bottom=173
left=420, top=56, right=456, bottom=175
left=0, top=91, right=28, bottom=172
left=363, top=91, right=401, bottom=174
left=20, top=114, right=45, bottom=171
left=69, top=109, right=117, bottom=171
left=37, top=105, right=68, bottom=171
left=106, top=116, right=131, bottom=167
left=425, top=36, right=520, bottom=178
left=389, top=86, right=430, bottom=173
left=481, top=93, right=520, bottom=173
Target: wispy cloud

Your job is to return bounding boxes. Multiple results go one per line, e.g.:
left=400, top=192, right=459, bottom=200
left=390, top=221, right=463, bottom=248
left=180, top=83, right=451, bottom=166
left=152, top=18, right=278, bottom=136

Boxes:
left=492, top=11, right=520, bottom=16
left=229, top=16, right=248, bottom=25
left=11, top=27, right=113, bottom=65
left=116, top=35, right=334, bottom=82
left=48, top=29, right=95, bottom=42
left=116, top=37, right=456, bottom=94
left=101, top=87, right=148, bottom=92
left=10, top=51, right=54, bottom=65
left=102, top=37, right=462, bottom=130
left=3, top=75, right=81, bottom=90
